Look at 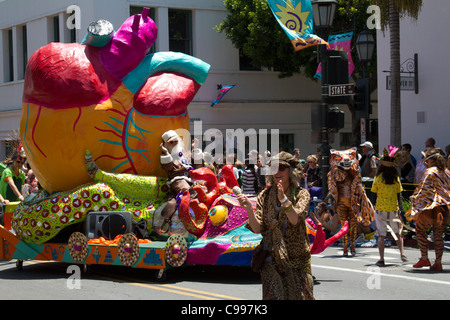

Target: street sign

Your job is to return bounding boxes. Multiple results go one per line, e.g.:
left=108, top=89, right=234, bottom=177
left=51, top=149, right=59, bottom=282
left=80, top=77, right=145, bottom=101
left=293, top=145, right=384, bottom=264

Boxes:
left=328, top=84, right=355, bottom=97
left=386, top=76, right=415, bottom=91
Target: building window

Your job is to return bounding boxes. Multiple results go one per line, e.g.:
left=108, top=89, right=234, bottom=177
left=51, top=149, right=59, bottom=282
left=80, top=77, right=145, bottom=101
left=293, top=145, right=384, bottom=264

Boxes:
left=279, top=134, right=294, bottom=154
left=53, top=15, right=60, bottom=42
left=18, top=25, right=28, bottom=79
left=63, top=10, right=77, bottom=43
left=130, top=5, right=155, bottom=18
left=169, top=9, right=192, bottom=55
left=70, top=26, right=76, bottom=43
left=130, top=6, right=156, bottom=54
left=6, top=29, right=14, bottom=82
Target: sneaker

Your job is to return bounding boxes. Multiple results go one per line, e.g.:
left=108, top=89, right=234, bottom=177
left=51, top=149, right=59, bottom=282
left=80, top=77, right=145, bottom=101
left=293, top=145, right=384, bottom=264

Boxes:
left=401, top=255, right=408, bottom=262
left=350, top=246, right=356, bottom=257
left=430, top=262, right=443, bottom=271
left=413, top=258, right=431, bottom=268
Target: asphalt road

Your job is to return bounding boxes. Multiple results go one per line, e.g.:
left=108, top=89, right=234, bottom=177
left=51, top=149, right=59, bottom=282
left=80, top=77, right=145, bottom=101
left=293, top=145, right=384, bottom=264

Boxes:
left=1, top=245, right=449, bottom=301
left=311, top=246, right=450, bottom=300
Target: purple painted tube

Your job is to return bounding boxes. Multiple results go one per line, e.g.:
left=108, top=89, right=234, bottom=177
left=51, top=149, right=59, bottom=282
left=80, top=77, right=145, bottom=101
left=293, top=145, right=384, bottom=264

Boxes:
left=100, top=8, right=158, bottom=80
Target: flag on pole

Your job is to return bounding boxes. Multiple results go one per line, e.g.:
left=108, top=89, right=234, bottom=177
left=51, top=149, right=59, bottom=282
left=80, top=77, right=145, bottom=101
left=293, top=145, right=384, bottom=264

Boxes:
left=266, top=0, right=328, bottom=51
left=211, top=85, right=235, bottom=107
left=314, top=32, right=355, bottom=79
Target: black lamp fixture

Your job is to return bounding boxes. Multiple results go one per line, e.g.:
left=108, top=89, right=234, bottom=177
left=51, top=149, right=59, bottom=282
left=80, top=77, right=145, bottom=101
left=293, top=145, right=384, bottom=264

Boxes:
left=311, top=0, right=338, bottom=29
left=310, top=0, right=338, bottom=198
left=356, top=29, right=376, bottom=64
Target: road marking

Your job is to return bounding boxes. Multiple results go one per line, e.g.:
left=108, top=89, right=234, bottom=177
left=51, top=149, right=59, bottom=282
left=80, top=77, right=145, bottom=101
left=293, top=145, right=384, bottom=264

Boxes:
left=312, top=264, right=450, bottom=286
left=95, top=273, right=245, bottom=300
left=364, top=255, right=398, bottom=261
left=22, top=260, right=244, bottom=300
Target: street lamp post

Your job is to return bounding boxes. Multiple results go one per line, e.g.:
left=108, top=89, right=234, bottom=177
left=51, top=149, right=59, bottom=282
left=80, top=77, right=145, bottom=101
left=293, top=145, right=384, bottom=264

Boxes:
left=356, top=30, right=376, bottom=78
left=355, top=30, right=376, bottom=143
left=311, top=0, right=337, bottom=198
left=311, top=0, right=338, bottom=29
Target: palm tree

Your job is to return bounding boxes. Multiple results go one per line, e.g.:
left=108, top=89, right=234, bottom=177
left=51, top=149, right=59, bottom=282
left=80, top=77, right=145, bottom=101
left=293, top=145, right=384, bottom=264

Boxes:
left=370, top=0, right=423, bottom=147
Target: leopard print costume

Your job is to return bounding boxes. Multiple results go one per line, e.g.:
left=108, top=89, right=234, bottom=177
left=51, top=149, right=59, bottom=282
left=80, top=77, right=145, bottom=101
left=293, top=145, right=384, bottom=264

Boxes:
left=410, top=166, right=450, bottom=269
left=327, top=148, right=375, bottom=256
left=247, top=184, right=314, bottom=300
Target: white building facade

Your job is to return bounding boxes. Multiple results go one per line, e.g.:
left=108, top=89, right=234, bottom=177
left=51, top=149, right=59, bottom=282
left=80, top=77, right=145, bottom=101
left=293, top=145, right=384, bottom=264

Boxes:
left=0, top=0, right=356, bottom=161
left=376, top=0, right=450, bottom=161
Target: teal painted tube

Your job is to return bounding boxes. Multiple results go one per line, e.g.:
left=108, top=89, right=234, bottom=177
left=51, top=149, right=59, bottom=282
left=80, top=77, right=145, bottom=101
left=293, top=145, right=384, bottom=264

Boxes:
left=123, top=52, right=211, bottom=94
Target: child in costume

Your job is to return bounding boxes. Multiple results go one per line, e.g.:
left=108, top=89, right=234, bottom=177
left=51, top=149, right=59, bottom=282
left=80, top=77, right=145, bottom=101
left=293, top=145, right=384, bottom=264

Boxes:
left=371, top=146, right=407, bottom=266
left=326, top=148, right=374, bottom=256
left=410, top=148, right=450, bottom=271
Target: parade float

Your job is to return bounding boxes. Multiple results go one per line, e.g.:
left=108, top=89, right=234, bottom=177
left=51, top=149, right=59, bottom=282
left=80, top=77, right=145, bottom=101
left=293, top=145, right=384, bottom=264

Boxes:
left=0, top=9, right=346, bottom=280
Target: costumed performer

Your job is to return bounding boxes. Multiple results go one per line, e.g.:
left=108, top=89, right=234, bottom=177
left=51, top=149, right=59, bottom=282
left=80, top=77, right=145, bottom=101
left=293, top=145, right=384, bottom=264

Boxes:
left=236, top=151, right=314, bottom=300
left=371, top=146, right=407, bottom=266
left=0, top=151, right=26, bottom=203
left=326, top=148, right=374, bottom=257
left=159, top=130, right=202, bottom=233
left=410, top=148, right=450, bottom=271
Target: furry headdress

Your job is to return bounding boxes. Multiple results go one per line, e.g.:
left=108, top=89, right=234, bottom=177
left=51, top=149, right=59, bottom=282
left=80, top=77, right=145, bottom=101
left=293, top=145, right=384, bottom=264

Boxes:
left=380, top=145, right=400, bottom=167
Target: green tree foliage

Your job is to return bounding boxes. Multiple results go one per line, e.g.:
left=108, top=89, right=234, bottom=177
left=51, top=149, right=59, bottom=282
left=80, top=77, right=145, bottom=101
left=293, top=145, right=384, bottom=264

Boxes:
left=369, top=0, right=423, bottom=32
left=216, top=0, right=373, bottom=79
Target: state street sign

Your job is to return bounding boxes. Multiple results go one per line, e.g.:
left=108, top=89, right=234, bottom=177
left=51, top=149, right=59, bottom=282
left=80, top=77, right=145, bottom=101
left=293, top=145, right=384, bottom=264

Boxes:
left=328, top=84, right=355, bottom=97
left=386, top=76, right=415, bottom=91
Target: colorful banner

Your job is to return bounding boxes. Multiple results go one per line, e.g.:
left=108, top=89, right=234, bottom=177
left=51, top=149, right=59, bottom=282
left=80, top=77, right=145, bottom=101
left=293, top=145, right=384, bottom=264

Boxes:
left=314, top=32, right=355, bottom=79
left=211, top=85, right=235, bottom=107
left=266, top=0, right=328, bottom=51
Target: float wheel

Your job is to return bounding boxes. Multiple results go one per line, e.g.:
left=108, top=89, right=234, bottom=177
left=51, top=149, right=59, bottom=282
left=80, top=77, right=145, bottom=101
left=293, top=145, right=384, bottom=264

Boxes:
left=68, top=232, right=89, bottom=263
left=16, top=260, right=23, bottom=271
left=117, top=233, right=139, bottom=266
left=155, top=269, right=167, bottom=282
left=82, top=264, right=92, bottom=276
left=165, top=234, right=188, bottom=268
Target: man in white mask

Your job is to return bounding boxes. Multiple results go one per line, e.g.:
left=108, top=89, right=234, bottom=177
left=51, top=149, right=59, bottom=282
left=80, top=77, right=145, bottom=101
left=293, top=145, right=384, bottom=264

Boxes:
left=159, top=130, right=196, bottom=233
left=160, top=130, right=194, bottom=190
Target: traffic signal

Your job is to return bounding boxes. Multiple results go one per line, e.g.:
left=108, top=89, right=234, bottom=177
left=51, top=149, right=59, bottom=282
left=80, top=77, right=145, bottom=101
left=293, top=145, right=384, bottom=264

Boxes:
left=322, top=50, right=350, bottom=105
left=311, top=104, right=345, bottom=133
left=354, top=78, right=370, bottom=118
left=328, top=107, right=345, bottom=133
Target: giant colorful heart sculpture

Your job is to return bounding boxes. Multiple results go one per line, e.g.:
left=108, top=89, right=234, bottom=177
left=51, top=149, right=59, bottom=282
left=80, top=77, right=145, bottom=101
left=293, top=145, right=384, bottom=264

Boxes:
left=20, top=8, right=210, bottom=193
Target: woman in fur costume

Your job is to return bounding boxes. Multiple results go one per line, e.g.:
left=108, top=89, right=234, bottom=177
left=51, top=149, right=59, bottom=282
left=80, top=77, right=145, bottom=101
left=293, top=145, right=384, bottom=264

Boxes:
left=236, top=152, right=314, bottom=300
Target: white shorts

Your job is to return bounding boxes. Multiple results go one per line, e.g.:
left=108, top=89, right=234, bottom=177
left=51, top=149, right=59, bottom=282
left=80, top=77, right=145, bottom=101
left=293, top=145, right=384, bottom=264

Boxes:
left=374, top=210, right=403, bottom=237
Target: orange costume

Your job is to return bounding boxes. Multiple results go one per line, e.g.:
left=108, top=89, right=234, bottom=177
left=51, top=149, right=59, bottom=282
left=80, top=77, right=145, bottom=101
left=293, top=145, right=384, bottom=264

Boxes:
left=327, top=148, right=374, bottom=256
